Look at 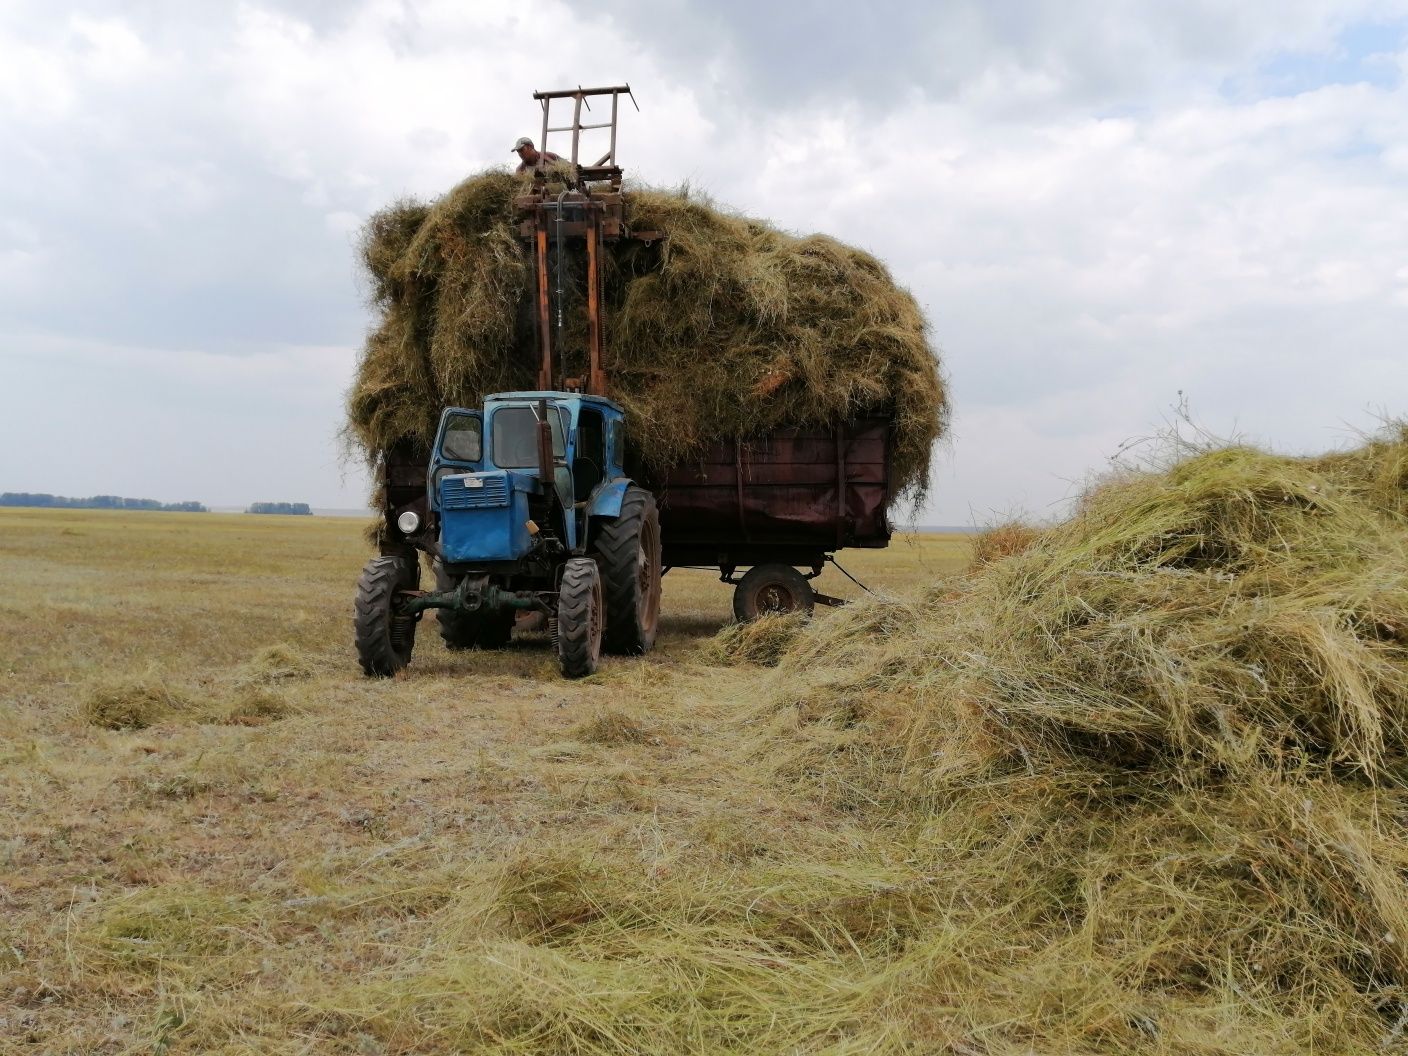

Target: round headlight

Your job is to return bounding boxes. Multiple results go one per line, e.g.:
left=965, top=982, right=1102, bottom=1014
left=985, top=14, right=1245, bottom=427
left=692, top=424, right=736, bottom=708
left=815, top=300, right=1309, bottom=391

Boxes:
left=396, top=510, right=421, bottom=535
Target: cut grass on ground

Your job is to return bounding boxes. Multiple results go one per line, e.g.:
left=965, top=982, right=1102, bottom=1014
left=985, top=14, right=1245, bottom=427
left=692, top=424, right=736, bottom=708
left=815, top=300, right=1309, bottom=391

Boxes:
left=0, top=508, right=967, bottom=1054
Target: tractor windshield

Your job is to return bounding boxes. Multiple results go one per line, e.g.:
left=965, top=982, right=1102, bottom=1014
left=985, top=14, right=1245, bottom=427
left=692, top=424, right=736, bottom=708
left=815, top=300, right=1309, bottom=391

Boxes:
left=491, top=405, right=567, bottom=469
left=440, top=413, right=482, bottom=462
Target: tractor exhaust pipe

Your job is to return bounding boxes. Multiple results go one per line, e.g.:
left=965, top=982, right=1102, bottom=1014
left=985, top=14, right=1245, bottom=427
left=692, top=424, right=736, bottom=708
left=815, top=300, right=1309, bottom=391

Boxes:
left=537, top=399, right=554, bottom=484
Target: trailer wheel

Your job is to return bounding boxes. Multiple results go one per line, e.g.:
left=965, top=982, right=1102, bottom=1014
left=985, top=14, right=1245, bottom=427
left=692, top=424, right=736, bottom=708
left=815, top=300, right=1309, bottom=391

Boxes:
left=592, top=486, right=662, bottom=655
left=732, top=564, right=815, bottom=622
left=355, top=555, right=419, bottom=677
left=556, top=557, right=603, bottom=678
left=433, top=561, right=514, bottom=650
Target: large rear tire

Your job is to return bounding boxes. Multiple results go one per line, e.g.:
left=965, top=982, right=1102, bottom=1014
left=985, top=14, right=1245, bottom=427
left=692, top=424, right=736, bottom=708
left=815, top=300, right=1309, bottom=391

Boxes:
left=591, top=486, right=662, bottom=655
left=355, top=555, right=419, bottom=677
left=556, top=557, right=603, bottom=679
left=434, top=561, right=514, bottom=650
left=732, top=563, right=815, bottom=622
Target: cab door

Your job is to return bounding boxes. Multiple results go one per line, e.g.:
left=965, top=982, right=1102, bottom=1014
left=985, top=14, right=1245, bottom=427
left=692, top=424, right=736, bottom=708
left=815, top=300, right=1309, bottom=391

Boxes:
left=428, top=409, right=484, bottom=512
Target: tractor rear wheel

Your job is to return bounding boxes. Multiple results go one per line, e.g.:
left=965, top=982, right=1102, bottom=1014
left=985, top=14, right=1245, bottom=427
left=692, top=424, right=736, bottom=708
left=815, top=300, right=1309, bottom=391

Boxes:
left=434, top=561, right=514, bottom=650
left=732, top=563, right=815, bottom=622
left=592, top=486, right=662, bottom=655
left=355, top=555, right=419, bottom=677
left=556, top=557, right=603, bottom=678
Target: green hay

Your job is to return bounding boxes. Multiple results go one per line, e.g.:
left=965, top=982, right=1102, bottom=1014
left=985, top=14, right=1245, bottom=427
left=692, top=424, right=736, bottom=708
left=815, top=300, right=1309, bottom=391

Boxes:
left=724, top=426, right=1408, bottom=1048
left=347, top=170, right=947, bottom=503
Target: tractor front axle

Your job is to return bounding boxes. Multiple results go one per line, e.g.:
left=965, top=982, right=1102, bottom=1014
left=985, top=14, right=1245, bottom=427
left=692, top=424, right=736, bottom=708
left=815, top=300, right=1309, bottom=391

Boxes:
left=397, top=577, right=550, bottom=618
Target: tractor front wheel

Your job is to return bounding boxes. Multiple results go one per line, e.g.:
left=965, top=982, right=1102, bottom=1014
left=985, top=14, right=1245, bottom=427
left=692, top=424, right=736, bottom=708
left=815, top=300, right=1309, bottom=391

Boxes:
left=355, top=555, right=419, bottom=677
left=556, top=557, right=603, bottom=678
left=592, top=485, right=662, bottom=655
left=731, top=563, right=815, bottom=622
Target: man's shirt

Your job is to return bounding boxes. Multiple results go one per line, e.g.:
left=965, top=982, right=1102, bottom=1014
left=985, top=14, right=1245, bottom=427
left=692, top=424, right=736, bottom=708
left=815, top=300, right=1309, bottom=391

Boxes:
left=516, top=151, right=562, bottom=174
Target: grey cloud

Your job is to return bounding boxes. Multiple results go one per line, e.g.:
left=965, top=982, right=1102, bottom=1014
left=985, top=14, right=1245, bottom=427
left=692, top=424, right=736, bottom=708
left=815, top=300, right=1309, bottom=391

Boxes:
left=601, top=0, right=1381, bottom=113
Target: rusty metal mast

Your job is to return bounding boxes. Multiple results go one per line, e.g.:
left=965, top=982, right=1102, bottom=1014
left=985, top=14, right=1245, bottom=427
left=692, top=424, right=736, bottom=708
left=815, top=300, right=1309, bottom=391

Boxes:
left=515, top=85, right=657, bottom=396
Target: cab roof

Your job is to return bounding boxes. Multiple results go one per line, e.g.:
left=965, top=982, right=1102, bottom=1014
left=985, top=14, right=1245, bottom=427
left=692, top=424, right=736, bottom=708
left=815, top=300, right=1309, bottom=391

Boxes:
left=487, top=391, right=624, bottom=413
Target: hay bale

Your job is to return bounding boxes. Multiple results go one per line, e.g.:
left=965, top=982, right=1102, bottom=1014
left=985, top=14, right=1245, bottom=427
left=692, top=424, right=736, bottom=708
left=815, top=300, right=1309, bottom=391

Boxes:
left=347, top=171, right=947, bottom=502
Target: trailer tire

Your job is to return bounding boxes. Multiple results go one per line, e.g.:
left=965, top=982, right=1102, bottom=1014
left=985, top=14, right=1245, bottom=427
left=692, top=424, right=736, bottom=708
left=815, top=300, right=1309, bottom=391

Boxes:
left=434, top=561, right=514, bottom=650
left=732, top=563, right=815, bottom=622
left=556, top=557, right=603, bottom=679
left=591, top=486, right=662, bottom=655
left=355, top=555, right=419, bottom=677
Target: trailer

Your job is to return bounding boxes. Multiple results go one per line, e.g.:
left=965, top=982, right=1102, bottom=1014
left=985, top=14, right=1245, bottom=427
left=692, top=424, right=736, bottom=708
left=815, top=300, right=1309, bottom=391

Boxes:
left=639, top=418, right=892, bottom=619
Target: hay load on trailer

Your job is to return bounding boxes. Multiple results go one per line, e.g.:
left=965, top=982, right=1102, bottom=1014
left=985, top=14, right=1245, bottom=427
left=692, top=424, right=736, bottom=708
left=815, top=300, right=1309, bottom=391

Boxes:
left=348, top=173, right=947, bottom=501
left=346, top=87, right=947, bottom=626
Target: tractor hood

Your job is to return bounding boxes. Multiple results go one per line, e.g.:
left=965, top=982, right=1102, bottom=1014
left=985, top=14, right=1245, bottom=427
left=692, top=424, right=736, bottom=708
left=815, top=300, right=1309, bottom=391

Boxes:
left=439, top=470, right=540, bottom=564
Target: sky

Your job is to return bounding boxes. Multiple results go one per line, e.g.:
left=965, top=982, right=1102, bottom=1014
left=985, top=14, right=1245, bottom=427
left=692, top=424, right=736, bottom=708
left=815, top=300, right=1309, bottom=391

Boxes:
left=1, top=0, right=1406, bottom=523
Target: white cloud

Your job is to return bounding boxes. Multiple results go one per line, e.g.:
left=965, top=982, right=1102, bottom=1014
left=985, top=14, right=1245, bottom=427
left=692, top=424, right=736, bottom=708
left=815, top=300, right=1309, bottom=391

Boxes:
left=68, top=14, right=147, bottom=80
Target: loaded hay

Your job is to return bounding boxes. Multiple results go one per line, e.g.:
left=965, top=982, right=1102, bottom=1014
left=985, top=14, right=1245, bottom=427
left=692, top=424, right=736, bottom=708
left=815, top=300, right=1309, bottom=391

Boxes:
left=347, top=169, right=947, bottom=504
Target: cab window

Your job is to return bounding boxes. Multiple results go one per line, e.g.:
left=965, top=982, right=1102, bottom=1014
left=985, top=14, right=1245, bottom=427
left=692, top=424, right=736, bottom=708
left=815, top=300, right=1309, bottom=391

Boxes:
left=492, top=406, right=566, bottom=468
left=574, top=407, right=607, bottom=496
left=611, top=420, right=624, bottom=469
left=440, top=413, right=482, bottom=462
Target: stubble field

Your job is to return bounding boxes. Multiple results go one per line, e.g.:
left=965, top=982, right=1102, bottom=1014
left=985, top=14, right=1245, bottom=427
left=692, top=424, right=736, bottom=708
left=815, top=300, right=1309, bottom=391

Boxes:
left=0, top=508, right=969, bottom=1054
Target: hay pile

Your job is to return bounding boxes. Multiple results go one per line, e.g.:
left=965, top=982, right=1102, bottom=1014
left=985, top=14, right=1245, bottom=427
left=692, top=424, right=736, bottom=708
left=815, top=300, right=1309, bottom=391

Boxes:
left=299, top=428, right=1408, bottom=1053
left=721, top=425, right=1408, bottom=1049
left=347, top=170, right=947, bottom=499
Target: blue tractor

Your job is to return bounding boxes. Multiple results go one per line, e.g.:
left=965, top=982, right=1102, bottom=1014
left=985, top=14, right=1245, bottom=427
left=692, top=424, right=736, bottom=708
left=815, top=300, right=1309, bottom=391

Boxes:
left=354, top=391, right=662, bottom=679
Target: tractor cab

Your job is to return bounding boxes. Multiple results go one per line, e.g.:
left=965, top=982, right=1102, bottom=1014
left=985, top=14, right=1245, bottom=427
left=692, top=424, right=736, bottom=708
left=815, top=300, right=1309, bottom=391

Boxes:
left=428, top=391, right=629, bottom=569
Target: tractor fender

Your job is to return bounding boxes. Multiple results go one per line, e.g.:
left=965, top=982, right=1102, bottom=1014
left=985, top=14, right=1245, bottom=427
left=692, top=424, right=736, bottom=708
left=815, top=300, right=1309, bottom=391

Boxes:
left=586, top=477, right=632, bottom=520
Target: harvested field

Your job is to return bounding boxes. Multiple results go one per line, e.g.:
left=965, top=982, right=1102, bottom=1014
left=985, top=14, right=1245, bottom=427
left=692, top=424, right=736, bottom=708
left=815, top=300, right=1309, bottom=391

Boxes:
left=0, top=507, right=964, bottom=1053
left=347, top=171, right=948, bottom=503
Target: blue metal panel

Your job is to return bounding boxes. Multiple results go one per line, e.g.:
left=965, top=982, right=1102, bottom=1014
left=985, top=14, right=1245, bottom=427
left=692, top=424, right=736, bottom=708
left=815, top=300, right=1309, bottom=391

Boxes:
left=439, top=471, right=534, bottom=564
left=586, top=478, right=630, bottom=519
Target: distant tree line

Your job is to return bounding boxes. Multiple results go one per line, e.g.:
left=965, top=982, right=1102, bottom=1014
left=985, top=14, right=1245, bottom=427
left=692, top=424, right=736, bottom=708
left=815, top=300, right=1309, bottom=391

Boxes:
left=0, top=493, right=207, bottom=512
left=246, top=502, right=312, bottom=516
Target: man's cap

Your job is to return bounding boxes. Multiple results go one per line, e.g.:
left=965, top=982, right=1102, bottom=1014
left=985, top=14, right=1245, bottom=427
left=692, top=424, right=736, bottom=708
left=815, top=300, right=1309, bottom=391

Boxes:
left=511, top=137, right=534, bottom=152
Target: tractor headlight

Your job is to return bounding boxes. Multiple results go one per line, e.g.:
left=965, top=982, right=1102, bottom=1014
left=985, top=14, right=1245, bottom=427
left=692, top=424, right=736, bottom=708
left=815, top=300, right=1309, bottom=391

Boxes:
left=396, top=510, right=421, bottom=535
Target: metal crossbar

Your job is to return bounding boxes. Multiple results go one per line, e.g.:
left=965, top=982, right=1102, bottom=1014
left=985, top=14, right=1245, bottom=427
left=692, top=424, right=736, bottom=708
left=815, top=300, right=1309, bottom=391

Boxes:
left=534, top=84, right=637, bottom=168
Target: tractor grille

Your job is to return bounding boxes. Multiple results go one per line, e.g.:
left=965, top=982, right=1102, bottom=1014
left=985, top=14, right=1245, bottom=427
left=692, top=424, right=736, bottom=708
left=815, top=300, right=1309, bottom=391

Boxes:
left=440, top=474, right=510, bottom=510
